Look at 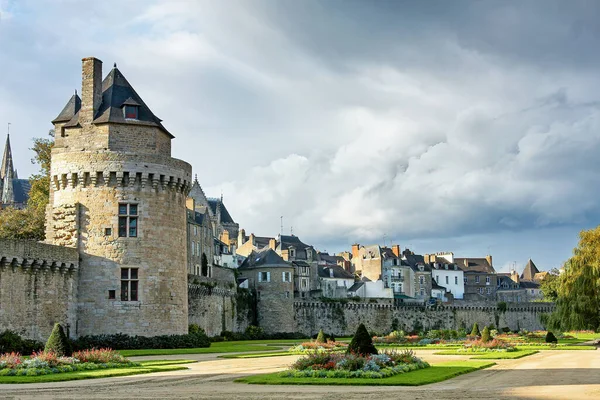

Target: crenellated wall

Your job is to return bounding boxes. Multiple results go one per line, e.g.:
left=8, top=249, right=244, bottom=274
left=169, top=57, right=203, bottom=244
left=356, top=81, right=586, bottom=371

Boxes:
left=0, top=239, right=79, bottom=341
left=293, top=301, right=554, bottom=336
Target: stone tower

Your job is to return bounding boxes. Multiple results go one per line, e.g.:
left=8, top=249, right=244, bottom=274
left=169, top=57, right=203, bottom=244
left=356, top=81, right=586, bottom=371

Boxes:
left=47, top=57, right=192, bottom=337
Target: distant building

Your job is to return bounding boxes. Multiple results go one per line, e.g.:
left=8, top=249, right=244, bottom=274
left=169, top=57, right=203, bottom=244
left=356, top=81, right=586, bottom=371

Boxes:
left=0, top=134, right=30, bottom=209
left=455, top=255, right=497, bottom=301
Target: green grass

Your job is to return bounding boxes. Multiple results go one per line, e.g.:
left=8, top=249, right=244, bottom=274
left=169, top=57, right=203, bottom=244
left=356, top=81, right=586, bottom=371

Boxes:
left=516, top=345, right=596, bottom=351
left=120, top=342, right=284, bottom=357
left=566, top=332, right=600, bottom=341
left=0, top=360, right=194, bottom=384
left=433, top=350, right=538, bottom=359
left=220, top=352, right=295, bottom=359
left=235, top=361, right=495, bottom=386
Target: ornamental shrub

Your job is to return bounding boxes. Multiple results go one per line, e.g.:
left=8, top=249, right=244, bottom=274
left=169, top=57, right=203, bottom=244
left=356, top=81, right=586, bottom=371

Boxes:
left=545, top=331, right=558, bottom=344
left=471, top=322, right=481, bottom=337
left=481, top=326, right=491, bottom=343
left=45, top=323, right=71, bottom=357
left=316, top=329, right=326, bottom=344
left=347, top=323, right=378, bottom=355
left=0, top=330, right=43, bottom=355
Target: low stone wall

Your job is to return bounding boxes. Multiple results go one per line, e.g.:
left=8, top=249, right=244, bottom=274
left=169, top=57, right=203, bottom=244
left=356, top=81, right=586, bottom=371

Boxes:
left=0, top=239, right=79, bottom=341
left=293, top=301, right=554, bottom=336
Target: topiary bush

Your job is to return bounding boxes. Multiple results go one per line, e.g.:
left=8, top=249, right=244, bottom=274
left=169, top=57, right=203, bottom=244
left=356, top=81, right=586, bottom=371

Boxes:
left=347, top=323, right=378, bottom=355
left=316, top=329, right=326, bottom=343
left=470, top=322, right=481, bottom=337
left=545, top=331, right=558, bottom=344
left=45, top=323, right=71, bottom=356
left=481, top=326, right=491, bottom=343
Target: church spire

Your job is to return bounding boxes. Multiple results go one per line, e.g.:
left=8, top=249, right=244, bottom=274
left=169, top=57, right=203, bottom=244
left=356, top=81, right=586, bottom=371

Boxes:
left=0, top=123, right=14, bottom=181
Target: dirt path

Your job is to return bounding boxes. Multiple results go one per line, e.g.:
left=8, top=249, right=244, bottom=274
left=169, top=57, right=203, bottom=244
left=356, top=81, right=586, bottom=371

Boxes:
left=1, top=349, right=598, bottom=400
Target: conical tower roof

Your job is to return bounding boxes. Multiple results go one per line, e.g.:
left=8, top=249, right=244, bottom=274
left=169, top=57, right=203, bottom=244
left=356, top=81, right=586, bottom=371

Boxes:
left=0, top=134, right=14, bottom=180
left=520, top=259, right=540, bottom=281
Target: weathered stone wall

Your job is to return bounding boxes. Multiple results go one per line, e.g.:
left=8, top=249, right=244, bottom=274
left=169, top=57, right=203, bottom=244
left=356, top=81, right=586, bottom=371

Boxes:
left=0, top=239, right=78, bottom=341
left=188, top=286, right=237, bottom=337
left=294, top=301, right=554, bottom=336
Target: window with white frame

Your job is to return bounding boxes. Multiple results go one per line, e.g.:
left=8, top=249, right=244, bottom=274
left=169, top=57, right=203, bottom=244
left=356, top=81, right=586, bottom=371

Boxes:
left=118, top=203, right=138, bottom=237
left=486, top=287, right=491, bottom=294
left=486, top=276, right=491, bottom=284
left=191, top=242, right=195, bottom=256
left=475, top=276, right=480, bottom=283
left=121, top=268, right=138, bottom=301
left=258, top=271, right=270, bottom=282
left=282, top=271, right=292, bottom=282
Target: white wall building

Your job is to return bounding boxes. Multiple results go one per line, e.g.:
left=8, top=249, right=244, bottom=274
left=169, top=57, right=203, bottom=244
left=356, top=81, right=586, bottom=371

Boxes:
left=431, top=262, right=464, bottom=300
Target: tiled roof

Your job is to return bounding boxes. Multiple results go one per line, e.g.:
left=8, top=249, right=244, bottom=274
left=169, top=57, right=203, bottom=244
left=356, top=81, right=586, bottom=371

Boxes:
left=455, top=257, right=495, bottom=273
left=520, top=259, right=540, bottom=281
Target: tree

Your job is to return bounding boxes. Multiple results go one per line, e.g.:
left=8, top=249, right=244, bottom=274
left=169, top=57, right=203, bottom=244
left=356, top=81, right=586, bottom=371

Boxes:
left=540, top=269, right=561, bottom=302
left=45, top=323, right=71, bottom=356
left=0, top=132, right=54, bottom=241
left=347, top=323, right=378, bottom=355
left=481, top=326, right=491, bottom=343
left=545, top=331, right=558, bottom=344
left=316, top=329, right=326, bottom=343
left=201, top=253, right=209, bottom=276
left=470, top=322, right=481, bottom=337
left=548, top=226, right=600, bottom=331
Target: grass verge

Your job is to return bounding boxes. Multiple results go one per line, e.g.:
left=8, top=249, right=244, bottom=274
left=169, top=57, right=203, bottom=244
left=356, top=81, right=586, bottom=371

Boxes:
left=0, top=360, right=194, bottom=384
left=235, top=361, right=495, bottom=386
left=220, top=352, right=295, bottom=359
left=433, top=350, right=538, bottom=359
left=516, top=345, right=596, bottom=351
left=120, top=343, right=282, bottom=357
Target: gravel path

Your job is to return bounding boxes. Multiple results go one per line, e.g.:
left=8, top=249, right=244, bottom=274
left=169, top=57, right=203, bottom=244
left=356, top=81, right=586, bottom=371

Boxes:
left=1, top=349, right=599, bottom=400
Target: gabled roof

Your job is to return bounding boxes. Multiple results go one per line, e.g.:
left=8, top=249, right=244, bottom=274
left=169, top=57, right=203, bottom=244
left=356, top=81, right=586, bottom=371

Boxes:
left=455, top=257, right=495, bottom=273
left=381, top=247, right=399, bottom=259
left=317, top=252, right=346, bottom=265
left=238, top=248, right=290, bottom=270
left=318, top=264, right=354, bottom=280
left=404, top=254, right=431, bottom=272
left=52, top=93, right=81, bottom=123
left=279, top=234, right=312, bottom=250
left=207, top=198, right=236, bottom=224
left=64, top=66, right=173, bottom=137
left=520, top=259, right=540, bottom=281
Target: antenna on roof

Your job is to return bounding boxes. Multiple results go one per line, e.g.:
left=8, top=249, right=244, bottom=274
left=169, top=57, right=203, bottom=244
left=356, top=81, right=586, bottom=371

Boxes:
left=7, top=122, right=10, bottom=137
left=75, top=89, right=77, bottom=95
left=291, top=226, right=294, bottom=236
left=114, top=62, right=117, bottom=68
left=280, top=216, right=283, bottom=237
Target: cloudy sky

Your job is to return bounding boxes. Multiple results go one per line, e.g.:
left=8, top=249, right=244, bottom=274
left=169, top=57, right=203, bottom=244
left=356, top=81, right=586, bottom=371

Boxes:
left=1, top=0, right=599, bottom=272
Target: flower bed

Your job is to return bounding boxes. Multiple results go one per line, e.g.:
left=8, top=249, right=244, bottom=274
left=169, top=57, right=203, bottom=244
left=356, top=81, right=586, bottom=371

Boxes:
left=457, top=339, right=516, bottom=353
left=288, top=340, right=347, bottom=354
left=0, top=349, right=137, bottom=377
left=279, top=349, right=429, bottom=379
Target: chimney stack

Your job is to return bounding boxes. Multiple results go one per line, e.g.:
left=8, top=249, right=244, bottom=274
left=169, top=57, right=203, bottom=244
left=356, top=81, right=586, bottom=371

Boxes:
left=238, top=228, right=246, bottom=246
left=80, top=57, right=103, bottom=128
left=269, top=238, right=276, bottom=250
left=351, top=243, right=360, bottom=259
left=392, top=244, right=401, bottom=257
left=485, top=255, right=493, bottom=267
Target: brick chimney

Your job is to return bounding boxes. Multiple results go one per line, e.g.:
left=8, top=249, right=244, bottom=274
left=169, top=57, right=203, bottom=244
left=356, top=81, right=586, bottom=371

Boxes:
left=238, top=228, right=246, bottom=246
left=392, top=244, right=401, bottom=257
left=269, top=238, right=276, bottom=250
left=351, top=243, right=360, bottom=259
left=485, top=255, right=493, bottom=267
left=80, top=57, right=103, bottom=128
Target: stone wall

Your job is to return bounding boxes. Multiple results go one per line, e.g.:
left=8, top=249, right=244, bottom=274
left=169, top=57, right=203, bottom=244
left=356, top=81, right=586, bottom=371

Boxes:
left=293, top=301, right=554, bottom=336
left=0, top=239, right=78, bottom=341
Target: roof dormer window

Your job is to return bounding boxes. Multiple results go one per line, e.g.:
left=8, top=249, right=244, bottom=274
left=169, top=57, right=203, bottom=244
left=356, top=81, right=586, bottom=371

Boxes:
left=122, top=97, right=140, bottom=120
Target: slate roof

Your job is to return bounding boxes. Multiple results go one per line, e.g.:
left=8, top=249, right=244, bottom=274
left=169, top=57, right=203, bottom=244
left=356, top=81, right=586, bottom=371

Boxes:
left=432, top=280, right=446, bottom=290
left=496, top=275, right=520, bottom=290
left=318, top=265, right=354, bottom=280
left=187, top=209, right=208, bottom=225
left=403, top=254, right=431, bottom=272
left=520, top=259, right=540, bottom=281
left=318, top=252, right=345, bottom=265
left=63, top=66, right=173, bottom=137
left=52, top=93, right=81, bottom=123
left=12, top=179, right=30, bottom=204
left=519, top=280, right=540, bottom=289
left=279, top=235, right=312, bottom=250
left=238, top=248, right=290, bottom=270
left=381, top=247, right=399, bottom=259
left=348, top=281, right=365, bottom=292
left=207, top=198, right=236, bottom=224
left=455, top=257, right=495, bottom=274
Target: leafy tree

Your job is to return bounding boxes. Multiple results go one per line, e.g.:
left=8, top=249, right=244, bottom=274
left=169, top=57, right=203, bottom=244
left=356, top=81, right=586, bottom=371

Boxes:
left=45, top=323, right=71, bottom=356
left=540, top=269, right=561, bottom=302
left=481, top=326, right=491, bottom=343
left=548, top=226, right=600, bottom=331
left=0, top=132, right=53, bottom=241
left=470, top=322, right=481, bottom=337
left=545, top=331, right=558, bottom=344
left=316, top=329, right=326, bottom=343
left=347, top=323, right=378, bottom=355
left=201, top=253, right=209, bottom=276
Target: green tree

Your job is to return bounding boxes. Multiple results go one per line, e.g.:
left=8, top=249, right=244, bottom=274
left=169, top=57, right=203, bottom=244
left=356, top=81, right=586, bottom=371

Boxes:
left=540, top=269, right=561, bottom=302
left=481, top=326, right=491, bottom=343
left=347, top=323, right=377, bottom=355
left=470, top=322, right=481, bottom=337
left=315, top=329, right=326, bottom=343
left=545, top=331, right=558, bottom=344
left=45, top=323, right=71, bottom=356
left=0, top=132, right=54, bottom=241
left=548, top=226, right=600, bottom=331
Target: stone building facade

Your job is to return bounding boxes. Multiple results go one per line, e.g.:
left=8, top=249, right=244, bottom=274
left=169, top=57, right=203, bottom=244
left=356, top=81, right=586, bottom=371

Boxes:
left=47, top=57, right=192, bottom=337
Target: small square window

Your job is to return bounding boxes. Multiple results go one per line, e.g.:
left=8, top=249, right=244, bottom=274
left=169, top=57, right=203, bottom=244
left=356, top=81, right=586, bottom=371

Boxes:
left=108, top=290, right=116, bottom=299
left=124, top=105, right=138, bottom=119
left=105, top=228, right=112, bottom=236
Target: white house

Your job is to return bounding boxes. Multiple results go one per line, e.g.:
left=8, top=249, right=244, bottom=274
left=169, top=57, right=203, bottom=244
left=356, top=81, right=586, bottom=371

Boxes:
left=431, top=261, right=464, bottom=300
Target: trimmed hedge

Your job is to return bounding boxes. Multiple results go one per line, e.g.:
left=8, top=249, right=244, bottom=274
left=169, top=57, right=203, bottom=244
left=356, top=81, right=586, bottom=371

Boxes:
left=0, top=330, right=44, bottom=355
left=218, top=327, right=308, bottom=342
left=71, top=332, right=210, bottom=351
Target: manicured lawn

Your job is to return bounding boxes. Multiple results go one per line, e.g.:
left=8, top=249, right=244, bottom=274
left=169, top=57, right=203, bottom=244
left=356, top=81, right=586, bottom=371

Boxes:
left=515, top=345, right=596, bottom=351
left=0, top=360, right=195, bottom=384
left=434, top=350, right=538, bottom=359
left=235, top=361, right=495, bottom=386
left=566, top=332, right=600, bottom=341
left=220, top=351, right=295, bottom=359
left=376, top=344, right=463, bottom=350
left=120, top=342, right=282, bottom=357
